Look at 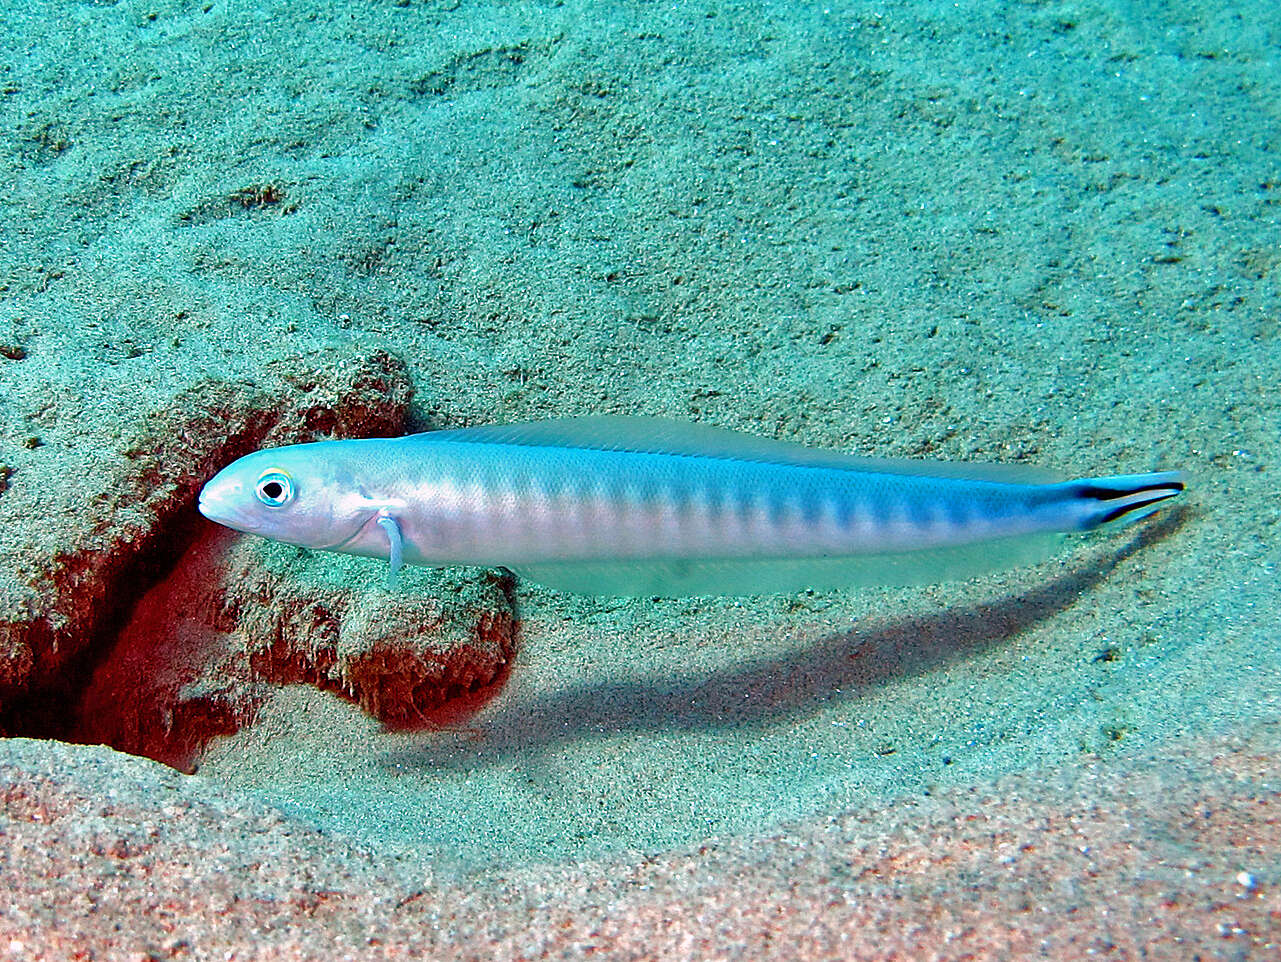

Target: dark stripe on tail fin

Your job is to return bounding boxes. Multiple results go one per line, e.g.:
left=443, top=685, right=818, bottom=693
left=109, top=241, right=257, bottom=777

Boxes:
left=1071, top=471, right=1185, bottom=529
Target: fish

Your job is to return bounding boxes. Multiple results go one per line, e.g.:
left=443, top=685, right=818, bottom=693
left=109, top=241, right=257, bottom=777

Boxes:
left=196, top=416, right=1184, bottom=596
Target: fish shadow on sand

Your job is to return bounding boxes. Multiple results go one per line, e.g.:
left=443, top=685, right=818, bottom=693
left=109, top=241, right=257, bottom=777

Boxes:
left=387, top=509, right=1187, bottom=771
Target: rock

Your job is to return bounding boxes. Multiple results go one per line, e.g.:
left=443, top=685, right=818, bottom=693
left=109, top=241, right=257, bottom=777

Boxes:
left=0, top=345, right=517, bottom=766
left=75, top=525, right=514, bottom=771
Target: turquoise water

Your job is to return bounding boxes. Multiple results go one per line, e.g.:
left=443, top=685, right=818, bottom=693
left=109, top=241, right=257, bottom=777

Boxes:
left=1, top=0, right=1277, bottom=875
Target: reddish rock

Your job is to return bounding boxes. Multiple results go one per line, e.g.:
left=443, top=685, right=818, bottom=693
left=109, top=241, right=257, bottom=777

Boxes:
left=0, top=346, right=415, bottom=721
left=0, top=344, right=517, bottom=770
left=74, top=524, right=514, bottom=771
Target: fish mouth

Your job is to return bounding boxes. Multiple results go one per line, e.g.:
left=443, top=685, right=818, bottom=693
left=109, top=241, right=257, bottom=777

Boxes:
left=197, top=481, right=261, bottom=534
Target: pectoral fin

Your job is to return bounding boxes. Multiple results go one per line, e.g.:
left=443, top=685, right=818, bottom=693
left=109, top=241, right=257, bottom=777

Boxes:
left=375, top=511, right=404, bottom=588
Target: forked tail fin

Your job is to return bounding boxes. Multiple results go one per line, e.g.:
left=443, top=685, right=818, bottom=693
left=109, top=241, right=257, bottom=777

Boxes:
left=1065, top=471, right=1186, bottom=530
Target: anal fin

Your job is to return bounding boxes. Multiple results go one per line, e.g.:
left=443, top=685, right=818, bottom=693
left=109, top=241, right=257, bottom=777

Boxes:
left=511, top=532, right=1063, bottom=597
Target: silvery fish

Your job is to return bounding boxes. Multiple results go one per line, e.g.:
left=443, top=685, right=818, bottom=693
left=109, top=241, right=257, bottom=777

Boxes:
left=197, top=416, right=1184, bottom=596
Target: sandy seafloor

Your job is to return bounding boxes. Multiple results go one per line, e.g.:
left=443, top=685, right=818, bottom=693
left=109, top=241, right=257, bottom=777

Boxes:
left=0, top=0, right=1278, bottom=953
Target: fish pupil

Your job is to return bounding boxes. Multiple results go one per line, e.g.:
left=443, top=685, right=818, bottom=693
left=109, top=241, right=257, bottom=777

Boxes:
left=254, top=471, right=293, bottom=506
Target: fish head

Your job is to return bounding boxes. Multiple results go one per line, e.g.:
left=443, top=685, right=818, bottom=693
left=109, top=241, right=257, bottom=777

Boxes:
left=198, top=441, right=379, bottom=550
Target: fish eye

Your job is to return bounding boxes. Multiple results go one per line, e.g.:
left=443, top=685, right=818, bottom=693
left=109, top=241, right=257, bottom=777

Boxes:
left=255, top=470, right=294, bottom=508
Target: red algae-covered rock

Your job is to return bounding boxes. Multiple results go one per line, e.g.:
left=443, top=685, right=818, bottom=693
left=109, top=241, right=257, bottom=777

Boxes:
left=1, top=724, right=1277, bottom=961
left=0, top=343, right=517, bottom=769
left=0, top=345, right=414, bottom=723
left=74, top=525, right=515, bottom=771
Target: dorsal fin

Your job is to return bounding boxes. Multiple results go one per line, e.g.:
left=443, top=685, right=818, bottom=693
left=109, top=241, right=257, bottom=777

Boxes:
left=416, top=416, right=1060, bottom=484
